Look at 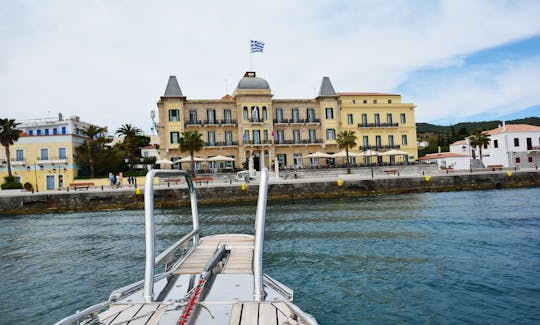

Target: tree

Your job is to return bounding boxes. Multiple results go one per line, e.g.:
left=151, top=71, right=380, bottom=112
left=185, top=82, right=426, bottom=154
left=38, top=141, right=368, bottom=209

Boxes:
left=116, top=124, right=142, bottom=171
left=336, top=130, right=357, bottom=174
left=78, top=125, right=107, bottom=178
left=179, top=131, right=205, bottom=176
left=0, top=118, right=22, bottom=177
left=469, top=128, right=491, bottom=163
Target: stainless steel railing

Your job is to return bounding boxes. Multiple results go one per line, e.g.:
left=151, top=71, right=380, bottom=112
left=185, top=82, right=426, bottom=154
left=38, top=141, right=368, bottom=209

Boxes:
left=143, top=169, right=199, bottom=302
left=253, top=168, right=269, bottom=301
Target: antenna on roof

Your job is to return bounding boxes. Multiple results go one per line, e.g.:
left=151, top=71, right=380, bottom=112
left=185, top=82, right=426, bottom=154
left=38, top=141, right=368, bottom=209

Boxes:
left=150, top=110, right=158, bottom=135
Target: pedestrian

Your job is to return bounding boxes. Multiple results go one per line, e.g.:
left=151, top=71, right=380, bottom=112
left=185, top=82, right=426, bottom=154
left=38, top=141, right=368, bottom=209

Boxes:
left=109, top=173, right=115, bottom=187
left=116, top=173, right=122, bottom=188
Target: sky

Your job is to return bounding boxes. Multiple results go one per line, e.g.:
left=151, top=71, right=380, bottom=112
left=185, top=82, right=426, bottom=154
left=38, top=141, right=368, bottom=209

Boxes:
left=1, top=0, right=539, bottom=134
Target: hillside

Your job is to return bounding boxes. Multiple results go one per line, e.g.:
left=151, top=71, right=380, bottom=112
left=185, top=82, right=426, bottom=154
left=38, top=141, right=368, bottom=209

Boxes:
left=417, top=116, right=540, bottom=134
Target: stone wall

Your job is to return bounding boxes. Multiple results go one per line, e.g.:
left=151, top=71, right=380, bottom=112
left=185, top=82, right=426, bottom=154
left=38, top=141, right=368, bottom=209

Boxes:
left=1, top=171, right=538, bottom=215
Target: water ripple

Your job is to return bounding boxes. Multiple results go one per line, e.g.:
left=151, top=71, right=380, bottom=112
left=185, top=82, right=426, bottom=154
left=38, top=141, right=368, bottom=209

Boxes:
left=1, top=187, right=540, bottom=324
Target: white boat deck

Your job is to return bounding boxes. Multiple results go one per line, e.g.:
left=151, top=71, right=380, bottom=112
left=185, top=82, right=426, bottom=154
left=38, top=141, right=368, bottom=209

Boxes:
left=86, top=234, right=300, bottom=325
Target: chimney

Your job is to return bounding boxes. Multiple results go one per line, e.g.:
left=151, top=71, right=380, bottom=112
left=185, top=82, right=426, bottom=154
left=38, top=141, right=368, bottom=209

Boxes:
left=502, top=120, right=506, bottom=132
left=438, top=146, right=441, bottom=153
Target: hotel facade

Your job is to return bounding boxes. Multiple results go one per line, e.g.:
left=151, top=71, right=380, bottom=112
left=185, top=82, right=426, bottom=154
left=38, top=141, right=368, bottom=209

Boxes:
left=0, top=116, right=106, bottom=191
left=157, top=72, right=418, bottom=172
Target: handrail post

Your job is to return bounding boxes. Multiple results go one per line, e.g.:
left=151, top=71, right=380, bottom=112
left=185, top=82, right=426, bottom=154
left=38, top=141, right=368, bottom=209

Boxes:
left=143, top=170, right=157, bottom=303
left=143, top=169, right=198, bottom=303
left=253, top=168, right=269, bottom=301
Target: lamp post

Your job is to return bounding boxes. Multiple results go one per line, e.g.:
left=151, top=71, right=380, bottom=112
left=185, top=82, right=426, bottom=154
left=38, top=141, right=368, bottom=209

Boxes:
left=30, top=162, right=44, bottom=192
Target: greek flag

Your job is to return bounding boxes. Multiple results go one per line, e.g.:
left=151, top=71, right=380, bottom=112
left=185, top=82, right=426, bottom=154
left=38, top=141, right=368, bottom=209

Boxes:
left=250, top=40, right=265, bottom=53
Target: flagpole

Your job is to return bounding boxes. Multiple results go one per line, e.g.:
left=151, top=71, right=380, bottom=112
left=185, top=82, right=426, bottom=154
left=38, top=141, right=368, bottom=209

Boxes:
left=250, top=52, right=253, bottom=71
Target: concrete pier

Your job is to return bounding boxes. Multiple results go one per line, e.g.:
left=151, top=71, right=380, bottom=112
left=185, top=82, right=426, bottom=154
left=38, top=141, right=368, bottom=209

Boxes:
left=1, top=169, right=539, bottom=215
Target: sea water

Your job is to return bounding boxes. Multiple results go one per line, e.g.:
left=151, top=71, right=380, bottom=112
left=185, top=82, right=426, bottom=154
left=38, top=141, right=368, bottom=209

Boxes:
left=1, top=187, right=539, bottom=324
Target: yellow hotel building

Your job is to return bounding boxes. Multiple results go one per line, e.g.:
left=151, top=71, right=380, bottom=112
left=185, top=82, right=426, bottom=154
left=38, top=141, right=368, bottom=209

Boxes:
left=157, top=72, right=417, bottom=171
left=0, top=116, right=106, bottom=191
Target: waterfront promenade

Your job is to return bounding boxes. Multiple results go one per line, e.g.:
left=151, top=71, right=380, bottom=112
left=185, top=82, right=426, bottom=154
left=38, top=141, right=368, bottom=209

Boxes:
left=1, top=165, right=539, bottom=215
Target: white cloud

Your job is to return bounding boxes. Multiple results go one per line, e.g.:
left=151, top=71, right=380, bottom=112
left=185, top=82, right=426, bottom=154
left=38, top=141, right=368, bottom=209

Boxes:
left=409, top=57, right=540, bottom=122
left=0, top=0, right=539, bottom=132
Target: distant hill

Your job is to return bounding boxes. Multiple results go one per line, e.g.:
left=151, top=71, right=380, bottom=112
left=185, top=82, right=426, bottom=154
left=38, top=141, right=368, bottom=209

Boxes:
left=417, top=117, right=540, bottom=134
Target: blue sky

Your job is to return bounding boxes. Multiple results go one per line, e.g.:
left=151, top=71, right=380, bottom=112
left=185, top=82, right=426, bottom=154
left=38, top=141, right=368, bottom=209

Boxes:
left=0, top=0, right=539, bottom=133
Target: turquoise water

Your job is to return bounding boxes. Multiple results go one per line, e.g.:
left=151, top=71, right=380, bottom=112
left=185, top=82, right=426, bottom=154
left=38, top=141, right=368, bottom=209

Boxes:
left=1, top=188, right=540, bottom=324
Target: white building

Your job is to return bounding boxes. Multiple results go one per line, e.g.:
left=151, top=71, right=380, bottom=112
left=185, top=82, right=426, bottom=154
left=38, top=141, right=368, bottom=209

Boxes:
left=481, top=123, right=540, bottom=168
left=419, top=152, right=469, bottom=170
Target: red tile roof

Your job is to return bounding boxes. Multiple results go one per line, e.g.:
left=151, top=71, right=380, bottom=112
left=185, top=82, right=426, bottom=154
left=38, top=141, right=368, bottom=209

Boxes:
left=487, top=124, right=540, bottom=135
left=419, top=152, right=468, bottom=160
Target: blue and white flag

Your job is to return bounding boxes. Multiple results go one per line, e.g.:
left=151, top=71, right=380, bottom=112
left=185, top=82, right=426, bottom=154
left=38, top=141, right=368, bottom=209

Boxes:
left=250, top=40, right=265, bottom=53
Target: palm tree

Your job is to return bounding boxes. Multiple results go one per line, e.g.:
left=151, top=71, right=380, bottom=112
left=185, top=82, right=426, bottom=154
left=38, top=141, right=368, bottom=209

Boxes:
left=336, top=130, right=357, bottom=174
left=78, top=125, right=107, bottom=178
left=116, top=124, right=142, bottom=170
left=0, top=118, right=22, bottom=177
left=179, top=131, right=205, bottom=176
left=469, top=128, right=491, bottom=163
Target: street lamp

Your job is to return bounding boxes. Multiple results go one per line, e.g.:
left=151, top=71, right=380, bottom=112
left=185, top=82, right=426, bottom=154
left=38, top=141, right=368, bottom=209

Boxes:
left=28, top=162, right=44, bottom=192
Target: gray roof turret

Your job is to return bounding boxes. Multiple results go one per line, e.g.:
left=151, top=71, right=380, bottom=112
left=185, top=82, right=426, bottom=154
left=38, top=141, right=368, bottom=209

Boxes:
left=163, top=76, right=184, bottom=97
left=317, top=76, right=337, bottom=97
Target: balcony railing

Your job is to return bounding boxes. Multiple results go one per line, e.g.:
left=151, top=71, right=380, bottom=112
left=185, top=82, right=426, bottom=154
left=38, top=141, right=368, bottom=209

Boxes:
left=357, top=123, right=399, bottom=128
left=274, top=139, right=323, bottom=145
left=10, top=157, right=69, bottom=165
left=243, top=140, right=273, bottom=145
left=359, top=145, right=401, bottom=150
left=220, top=119, right=237, bottom=125
left=273, top=118, right=320, bottom=125
left=185, top=120, right=203, bottom=127
left=205, top=141, right=238, bottom=147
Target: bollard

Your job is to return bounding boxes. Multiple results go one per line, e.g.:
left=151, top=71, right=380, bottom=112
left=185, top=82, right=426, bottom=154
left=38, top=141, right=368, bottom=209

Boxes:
left=337, top=179, right=343, bottom=187
left=241, top=183, right=247, bottom=191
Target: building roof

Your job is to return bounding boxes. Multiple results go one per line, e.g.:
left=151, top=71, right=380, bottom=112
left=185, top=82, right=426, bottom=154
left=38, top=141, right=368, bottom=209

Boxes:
left=419, top=152, right=468, bottom=160
left=487, top=124, right=540, bottom=135
left=337, top=92, right=400, bottom=96
left=450, top=140, right=467, bottom=145
left=236, top=72, right=270, bottom=90
left=163, top=76, right=184, bottom=97
left=317, top=77, right=337, bottom=97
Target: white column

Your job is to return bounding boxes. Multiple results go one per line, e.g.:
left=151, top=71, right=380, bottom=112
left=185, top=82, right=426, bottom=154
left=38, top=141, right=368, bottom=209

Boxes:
left=260, top=148, right=265, bottom=169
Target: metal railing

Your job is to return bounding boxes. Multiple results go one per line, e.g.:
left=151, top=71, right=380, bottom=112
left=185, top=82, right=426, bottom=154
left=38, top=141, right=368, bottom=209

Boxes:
left=143, top=169, right=199, bottom=302
left=357, top=122, right=399, bottom=128
left=253, top=168, right=269, bottom=301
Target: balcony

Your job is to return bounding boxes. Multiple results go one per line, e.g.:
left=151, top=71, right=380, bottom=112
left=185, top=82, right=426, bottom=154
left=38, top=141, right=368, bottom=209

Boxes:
left=205, top=141, right=238, bottom=147
left=357, top=123, right=399, bottom=128
left=200, top=119, right=238, bottom=126
left=273, top=118, right=321, bottom=125
left=202, top=119, right=219, bottom=126
left=274, top=139, right=323, bottom=145
left=185, top=120, right=203, bottom=127
left=220, top=119, right=237, bottom=126
left=247, top=118, right=265, bottom=125
left=243, top=140, right=273, bottom=146
left=359, top=145, right=401, bottom=150
left=10, top=156, right=69, bottom=165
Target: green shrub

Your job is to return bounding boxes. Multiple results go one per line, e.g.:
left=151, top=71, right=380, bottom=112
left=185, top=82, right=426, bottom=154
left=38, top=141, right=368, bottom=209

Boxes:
left=1, top=176, right=23, bottom=190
